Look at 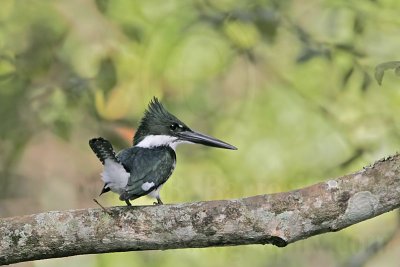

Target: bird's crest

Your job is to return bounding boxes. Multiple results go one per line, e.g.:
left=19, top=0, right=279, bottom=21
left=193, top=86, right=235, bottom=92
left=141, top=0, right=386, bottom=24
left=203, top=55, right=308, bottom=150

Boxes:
left=144, top=97, right=171, bottom=122
left=133, top=97, right=187, bottom=145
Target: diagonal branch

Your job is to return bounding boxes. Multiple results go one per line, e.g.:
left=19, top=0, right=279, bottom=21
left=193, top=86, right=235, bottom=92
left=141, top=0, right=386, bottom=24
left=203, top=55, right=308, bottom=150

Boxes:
left=1, top=154, right=400, bottom=265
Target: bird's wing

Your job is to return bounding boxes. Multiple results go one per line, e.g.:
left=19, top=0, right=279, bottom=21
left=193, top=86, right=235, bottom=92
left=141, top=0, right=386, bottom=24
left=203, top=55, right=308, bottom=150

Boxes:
left=118, top=147, right=175, bottom=200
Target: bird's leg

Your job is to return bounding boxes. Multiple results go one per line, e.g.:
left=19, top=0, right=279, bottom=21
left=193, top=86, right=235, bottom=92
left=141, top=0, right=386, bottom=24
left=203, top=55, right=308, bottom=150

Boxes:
left=153, top=197, right=163, bottom=205
left=125, top=200, right=132, bottom=206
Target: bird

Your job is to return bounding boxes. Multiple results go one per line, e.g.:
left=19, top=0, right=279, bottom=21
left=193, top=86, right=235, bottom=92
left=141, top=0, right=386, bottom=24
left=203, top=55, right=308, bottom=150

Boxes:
left=89, top=97, right=237, bottom=206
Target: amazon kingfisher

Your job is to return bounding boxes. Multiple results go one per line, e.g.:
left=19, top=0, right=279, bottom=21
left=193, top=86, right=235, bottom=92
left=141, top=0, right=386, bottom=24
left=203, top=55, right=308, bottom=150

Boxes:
left=89, top=97, right=237, bottom=206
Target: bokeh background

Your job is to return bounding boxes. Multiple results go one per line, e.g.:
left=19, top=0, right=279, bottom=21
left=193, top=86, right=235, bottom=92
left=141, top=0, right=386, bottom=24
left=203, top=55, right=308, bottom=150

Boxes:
left=1, top=0, right=400, bottom=266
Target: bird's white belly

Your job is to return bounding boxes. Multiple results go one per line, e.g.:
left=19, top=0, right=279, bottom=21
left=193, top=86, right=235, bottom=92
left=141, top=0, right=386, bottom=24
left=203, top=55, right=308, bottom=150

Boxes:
left=101, top=159, right=129, bottom=194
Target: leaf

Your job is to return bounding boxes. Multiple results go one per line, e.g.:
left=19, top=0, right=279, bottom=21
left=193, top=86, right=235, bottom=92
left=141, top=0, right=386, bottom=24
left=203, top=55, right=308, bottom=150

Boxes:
left=296, top=48, right=319, bottom=63
left=95, top=0, right=109, bottom=13
left=361, top=71, right=372, bottom=92
left=296, top=48, right=330, bottom=63
left=342, top=67, right=354, bottom=87
left=94, top=86, right=133, bottom=120
left=353, top=14, right=365, bottom=35
left=223, top=20, right=260, bottom=49
left=0, top=56, right=15, bottom=76
left=396, top=66, right=400, bottom=76
left=334, top=43, right=365, bottom=57
left=374, top=61, right=400, bottom=85
left=95, top=57, right=117, bottom=94
left=253, top=9, right=280, bottom=41
left=37, top=88, right=73, bottom=140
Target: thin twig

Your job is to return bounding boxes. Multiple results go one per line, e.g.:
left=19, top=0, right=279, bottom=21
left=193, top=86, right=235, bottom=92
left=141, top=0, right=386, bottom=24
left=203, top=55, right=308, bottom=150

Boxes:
left=93, top=198, right=111, bottom=215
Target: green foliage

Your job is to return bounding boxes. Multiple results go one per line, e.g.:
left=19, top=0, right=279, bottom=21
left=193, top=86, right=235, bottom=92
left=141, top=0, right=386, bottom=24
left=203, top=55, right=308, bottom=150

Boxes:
left=1, top=0, right=400, bottom=266
left=375, top=61, right=400, bottom=85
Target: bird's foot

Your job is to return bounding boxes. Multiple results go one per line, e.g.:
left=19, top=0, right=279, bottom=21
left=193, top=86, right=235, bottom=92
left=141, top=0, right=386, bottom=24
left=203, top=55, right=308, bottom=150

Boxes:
left=153, top=198, right=163, bottom=205
left=125, top=200, right=132, bottom=206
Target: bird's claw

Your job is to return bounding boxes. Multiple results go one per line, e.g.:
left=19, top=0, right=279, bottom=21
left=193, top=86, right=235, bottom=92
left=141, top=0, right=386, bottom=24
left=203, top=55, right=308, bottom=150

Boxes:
left=153, top=199, right=163, bottom=205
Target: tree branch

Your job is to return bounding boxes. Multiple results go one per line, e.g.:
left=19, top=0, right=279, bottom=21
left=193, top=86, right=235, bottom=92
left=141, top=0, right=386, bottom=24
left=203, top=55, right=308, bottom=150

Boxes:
left=1, top=154, right=400, bottom=265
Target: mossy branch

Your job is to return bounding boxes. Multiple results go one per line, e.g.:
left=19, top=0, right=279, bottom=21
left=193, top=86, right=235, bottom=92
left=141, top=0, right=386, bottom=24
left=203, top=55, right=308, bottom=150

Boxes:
left=1, top=154, right=400, bottom=265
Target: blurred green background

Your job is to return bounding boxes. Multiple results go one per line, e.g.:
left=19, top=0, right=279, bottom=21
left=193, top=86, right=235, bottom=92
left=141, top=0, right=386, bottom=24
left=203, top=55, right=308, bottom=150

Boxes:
left=1, top=0, right=400, bottom=266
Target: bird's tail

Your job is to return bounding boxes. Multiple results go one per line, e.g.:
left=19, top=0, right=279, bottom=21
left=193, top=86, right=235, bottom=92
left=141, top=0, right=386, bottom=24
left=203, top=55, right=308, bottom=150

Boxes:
left=89, top=137, right=119, bottom=165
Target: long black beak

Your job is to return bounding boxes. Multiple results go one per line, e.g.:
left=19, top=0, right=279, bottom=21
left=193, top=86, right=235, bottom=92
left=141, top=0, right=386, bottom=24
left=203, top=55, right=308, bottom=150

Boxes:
left=177, top=130, right=237, bottom=150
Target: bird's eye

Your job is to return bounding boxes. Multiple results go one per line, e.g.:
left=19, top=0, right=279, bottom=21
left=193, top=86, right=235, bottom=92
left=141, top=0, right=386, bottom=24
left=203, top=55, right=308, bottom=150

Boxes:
left=170, top=123, right=178, bottom=131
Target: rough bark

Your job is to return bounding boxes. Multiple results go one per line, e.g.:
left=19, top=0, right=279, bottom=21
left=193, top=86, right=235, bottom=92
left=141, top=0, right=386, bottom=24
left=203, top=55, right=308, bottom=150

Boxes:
left=1, top=154, right=400, bottom=265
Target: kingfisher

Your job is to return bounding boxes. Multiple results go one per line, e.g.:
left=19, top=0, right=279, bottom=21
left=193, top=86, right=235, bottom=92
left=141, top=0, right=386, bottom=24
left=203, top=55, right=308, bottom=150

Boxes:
left=89, top=97, right=237, bottom=206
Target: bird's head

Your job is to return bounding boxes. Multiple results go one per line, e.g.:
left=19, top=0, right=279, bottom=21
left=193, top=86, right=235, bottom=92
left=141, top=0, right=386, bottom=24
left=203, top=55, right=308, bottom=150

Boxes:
left=133, top=97, right=237, bottom=150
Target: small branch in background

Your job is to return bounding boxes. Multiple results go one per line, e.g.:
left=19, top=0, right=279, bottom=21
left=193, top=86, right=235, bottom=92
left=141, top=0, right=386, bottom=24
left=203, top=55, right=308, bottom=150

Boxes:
left=343, top=209, right=400, bottom=267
